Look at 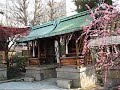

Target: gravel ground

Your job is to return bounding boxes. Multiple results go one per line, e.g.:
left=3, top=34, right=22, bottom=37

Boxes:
left=0, top=78, right=66, bottom=90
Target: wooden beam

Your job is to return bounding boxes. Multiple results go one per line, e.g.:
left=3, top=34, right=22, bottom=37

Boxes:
left=27, top=42, right=28, bottom=56
left=37, top=40, right=40, bottom=66
left=43, top=40, right=47, bottom=58
left=31, top=41, right=33, bottom=57
left=76, top=33, right=85, bottom=55
left=38, top=40, right=40, bottom=58
left=58, top=38, right=61, bottom=66
left=27, top=42, right=31, bottom=65
left=76, top=42, right=79, bottom=58
left=27, top=42, right=30, bottom=65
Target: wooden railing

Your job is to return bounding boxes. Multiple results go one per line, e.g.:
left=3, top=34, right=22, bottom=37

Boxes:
left=60, top=55, right=92, bottom=66
left=28, top=54, right=55, bottom=65
left=29, top=58, right=40, bottom=65
left=60, top=56, right=84, bottom=66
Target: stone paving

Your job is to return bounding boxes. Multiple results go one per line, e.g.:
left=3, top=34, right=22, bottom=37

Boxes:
left=0, top=78, right=115, bottom=90
left=0, top=78, right=64, bottom=90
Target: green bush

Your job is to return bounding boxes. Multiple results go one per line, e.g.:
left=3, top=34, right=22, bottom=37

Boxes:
left=12, top=56, right=28, bottom=72
left=7, top=56, right=28, bottom=79
left=7, top=66, right=21, bottom=79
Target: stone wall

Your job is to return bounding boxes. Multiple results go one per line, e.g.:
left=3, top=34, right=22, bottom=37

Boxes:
left=0, top=68, right=7, bottom=80
left=25, top=65, right=57, bottom=81
left=105, top=68, right=120, bottom=89
left=80, top=66, right=97, bottom=88
left=56, top=66, right=97, bottom=89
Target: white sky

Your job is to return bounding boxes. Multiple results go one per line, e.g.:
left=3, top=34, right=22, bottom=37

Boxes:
left=1, top=0, right=120, bottom=14
left=0, top=0, right=77, bottom=25
left=0, top=0, right=76, bottom=16
left=0, top=0, right=120, bottom=25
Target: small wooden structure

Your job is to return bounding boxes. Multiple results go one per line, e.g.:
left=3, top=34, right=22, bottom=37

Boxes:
left=20, top=21, right=58, bottom=66
left=18, top=11, right=96, bottom=88
left=58, top=31, right=92, bottom=67
left=27, top=38, right=55, bottom=65
left=18, top=21, right=59, bottom=80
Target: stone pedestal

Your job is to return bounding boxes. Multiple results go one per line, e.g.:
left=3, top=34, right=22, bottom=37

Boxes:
left=56, top=66, right=97, bottom=89
left=25, top=64, right=57, bottom=81
left=57, top=79, right=72, bottom=89
left=105, top=68, right=120, bottom=88
left=0, top=67, right=7, bottom=80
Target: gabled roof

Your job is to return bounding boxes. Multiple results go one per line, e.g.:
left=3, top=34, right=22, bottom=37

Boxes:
left=18, top=21, right=56, bottom=42
left=18, top=10, right=92, bottom=42
left=44, top=11, right=92, bottom=38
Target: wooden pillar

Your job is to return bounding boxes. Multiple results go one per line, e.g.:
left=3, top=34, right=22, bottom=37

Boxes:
left=65, top=42, right=68, bottom=54
left=65, top=36, right=68, bottom=54
left=58, top=38, right=61, bottom=66
left=32, top=41, right=35, bottom=57
left=27, top=42, right=30, bottom=65
left=76, top=42, right=79, bottom=58
left=38, top=40, right=40, bottom=58
left=76, top=42, right=80, bottom=66
left=44, top=40, right=46, bottom=58
left=38, top=40, right=40, bottom=66
left=27, top=42, right=29, bottom=57
left=55, top=40, right=60, bottom=64
left=31, top=41, right=33, bottom=57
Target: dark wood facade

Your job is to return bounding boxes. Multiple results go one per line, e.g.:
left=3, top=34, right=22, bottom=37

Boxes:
left=59, top=31, right=92, bottom=67
left=27, top=38, right=56, bottom=66
left=60, top=31, right=92, bottom=66
left=26, top=31, right=92, bottom=67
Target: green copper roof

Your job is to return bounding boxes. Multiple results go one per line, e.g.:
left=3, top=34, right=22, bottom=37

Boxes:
left=45, top=11, right=92, bottom=37
left=17, top=11, right=92, bottom=42
left=18, top=21, right=56, bottom=42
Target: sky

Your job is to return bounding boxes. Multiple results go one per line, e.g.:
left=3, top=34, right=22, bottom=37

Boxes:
left=113, top=0, right=120, bottom=10
left=0, top=0, right=77, bottom=26
left=1, top=0, right=76, bottom=16
left=1, top=0, right=120, bottom=11
left=0, top=0, right=120, bottom=26
left=0, top=0, right=120, bottom=15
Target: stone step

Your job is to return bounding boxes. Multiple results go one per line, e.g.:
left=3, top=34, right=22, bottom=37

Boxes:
left=23, top=77, right=34, bottom=82
left=56, top=78, right=72, bottom=89
left=0, top=78, right=24, bottom=84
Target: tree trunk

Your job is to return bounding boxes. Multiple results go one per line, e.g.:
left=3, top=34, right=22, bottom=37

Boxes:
left=5, top=50, right=9, bottom=68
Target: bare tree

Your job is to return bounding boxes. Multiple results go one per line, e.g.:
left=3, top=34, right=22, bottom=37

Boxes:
left=9, top=0, right=45, bottom=26
left=10, top=0, right=29, bottom=26
left=31, top=0, right=45, bottom=25
left=46, top=0, right=66, bottom=21
left=47, top=0, right=56, bottom=21
left=3, top=0, right=66, bottom=26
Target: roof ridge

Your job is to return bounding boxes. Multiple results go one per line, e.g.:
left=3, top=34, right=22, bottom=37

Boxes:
left=32, top=21, right=56, bottom=30
left=31, top=10, right=90, bottom=31
left=59, top=10, right=90, bottom=22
